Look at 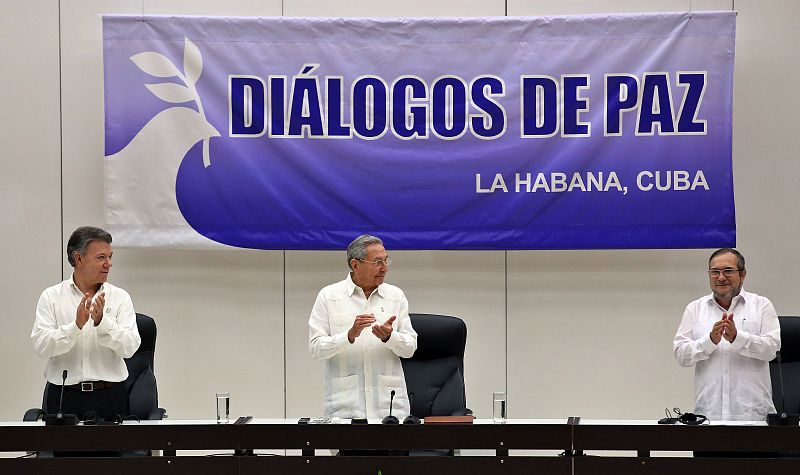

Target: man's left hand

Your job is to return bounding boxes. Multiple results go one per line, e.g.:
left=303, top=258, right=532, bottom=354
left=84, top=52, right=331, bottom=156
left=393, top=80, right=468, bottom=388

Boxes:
left=372, top=316, right=396, bottom=342
left=90, top=292, right=105, bottom=326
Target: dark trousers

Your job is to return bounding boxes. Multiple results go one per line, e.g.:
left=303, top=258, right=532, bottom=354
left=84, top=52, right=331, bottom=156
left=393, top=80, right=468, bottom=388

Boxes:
left=46, top=382, right=129, bottom=457
left=46, top=382, right=128, bottom=421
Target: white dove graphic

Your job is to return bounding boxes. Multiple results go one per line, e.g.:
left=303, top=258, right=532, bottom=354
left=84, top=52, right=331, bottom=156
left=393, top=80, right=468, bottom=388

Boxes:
left=106, top=106, right=219, bottom=225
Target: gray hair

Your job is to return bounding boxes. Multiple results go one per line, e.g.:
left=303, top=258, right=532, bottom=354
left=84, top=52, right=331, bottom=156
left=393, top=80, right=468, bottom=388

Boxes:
left=709, top=248, right=745, bottom=271
left=67, top=226, right=112, bottom=267
left=346, top=234, right=383, bottom=270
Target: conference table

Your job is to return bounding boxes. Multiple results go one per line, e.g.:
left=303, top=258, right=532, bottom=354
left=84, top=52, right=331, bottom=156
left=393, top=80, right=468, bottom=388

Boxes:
left=2, top=418, right=800, bottom=474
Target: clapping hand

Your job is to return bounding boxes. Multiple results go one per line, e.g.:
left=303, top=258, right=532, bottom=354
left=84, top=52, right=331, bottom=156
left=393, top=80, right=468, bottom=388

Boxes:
left=348, top=313, right=377, bottom=343
left=372, top=316, right=396, bottom=342
left=710, top=312, right=736, bottom=344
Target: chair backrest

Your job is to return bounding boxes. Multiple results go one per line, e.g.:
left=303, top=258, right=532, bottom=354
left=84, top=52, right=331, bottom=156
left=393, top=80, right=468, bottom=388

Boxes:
left=401, top=314, right=468, bottom=418
left=124, top=313, right=159, bottom=419
left=770, top=316, right=800, bottom=413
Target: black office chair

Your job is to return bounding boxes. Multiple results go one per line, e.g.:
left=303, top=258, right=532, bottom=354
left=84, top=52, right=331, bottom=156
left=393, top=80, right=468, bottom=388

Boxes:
left=770, top=316, right=800, bottom=415
left=124, top=313, right=166, bottom=421
left=400, top=314, right=470, bottom=456
left=25, top=313, right=166, bottom=422
left=401, top=313, right=470, bottom=418
left=768, top=316, right=800, bottom=458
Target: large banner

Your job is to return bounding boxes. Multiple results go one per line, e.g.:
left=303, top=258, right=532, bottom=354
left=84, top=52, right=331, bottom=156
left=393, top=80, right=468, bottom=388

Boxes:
left=103, top=12, right=736, bottom=250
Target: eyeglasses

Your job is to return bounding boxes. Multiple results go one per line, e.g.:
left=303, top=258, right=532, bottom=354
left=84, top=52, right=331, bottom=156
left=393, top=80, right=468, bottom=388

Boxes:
left=708, top=268, right=742, bottom=278
left=357, top=257, right=392, bottom=267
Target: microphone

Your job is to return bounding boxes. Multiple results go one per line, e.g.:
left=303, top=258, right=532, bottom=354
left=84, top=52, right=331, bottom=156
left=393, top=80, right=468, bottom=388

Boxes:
left=382, top=389, right=399, bottom=424
left=56, top=370, right=67, bottom=420
left=45, top=370, right=78, bottom=426
left=403, top=392, right=420, bottom=424
left=767, top=351, right=799, bottom=426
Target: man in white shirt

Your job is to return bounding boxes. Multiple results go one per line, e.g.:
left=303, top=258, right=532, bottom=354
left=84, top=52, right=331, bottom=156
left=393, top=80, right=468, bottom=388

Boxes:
left=674, top=248, right=780, bottom=421
left=309, top=234, right=417, bottom=420
left=31, top=226, right=140, bottom=420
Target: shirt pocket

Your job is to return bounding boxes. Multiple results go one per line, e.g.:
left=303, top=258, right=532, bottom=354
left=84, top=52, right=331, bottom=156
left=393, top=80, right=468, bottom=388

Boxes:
left=377, top=375, right=406, bottom=412
left=741, top=318, right=761, bottom=335
left=328, top=374, right=360, bottom=417
left=330, top=312, right=354, bottom=335
left=737, top=314, right=767, bottom=372
left=103, top=305, right=116, bottom=321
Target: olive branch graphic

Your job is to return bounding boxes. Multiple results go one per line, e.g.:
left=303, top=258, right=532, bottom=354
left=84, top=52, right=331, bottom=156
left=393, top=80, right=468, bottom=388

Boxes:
left=129, top=37, right=214, bottom=167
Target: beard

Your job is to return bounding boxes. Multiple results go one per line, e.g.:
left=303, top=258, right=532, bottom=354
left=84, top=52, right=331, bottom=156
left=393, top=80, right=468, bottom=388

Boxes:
left=712, top=281, right=742, bottom=303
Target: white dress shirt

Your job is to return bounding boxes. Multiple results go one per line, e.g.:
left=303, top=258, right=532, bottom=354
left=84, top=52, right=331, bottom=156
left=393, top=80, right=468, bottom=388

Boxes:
left=674, top=289, right=780, bottom=421
left=309, top=274, right=417, bottom=419
left=31, top=277, right=141, bottom=385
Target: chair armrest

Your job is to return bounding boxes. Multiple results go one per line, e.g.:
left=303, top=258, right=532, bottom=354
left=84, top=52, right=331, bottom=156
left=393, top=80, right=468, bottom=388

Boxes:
left=24, top=408, right=44, bottom=422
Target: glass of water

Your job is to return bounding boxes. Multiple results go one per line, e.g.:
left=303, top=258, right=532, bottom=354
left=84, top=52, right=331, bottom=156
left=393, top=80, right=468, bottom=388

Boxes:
left=216, top=392, right=230, bottom=424
left=493, top=391, right=507, bottom=423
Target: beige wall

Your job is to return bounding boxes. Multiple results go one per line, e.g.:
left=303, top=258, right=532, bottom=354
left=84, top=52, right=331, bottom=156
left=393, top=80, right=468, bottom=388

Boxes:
left=1, top=0, right=798, bottom=423
left=0, top=0, right=62, bottom=420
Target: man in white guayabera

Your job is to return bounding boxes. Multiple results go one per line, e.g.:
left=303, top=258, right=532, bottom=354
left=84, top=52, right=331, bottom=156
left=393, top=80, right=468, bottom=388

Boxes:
left=674, top=248, right=781, bottom=422
left=309, top=234, right=417, bottom=421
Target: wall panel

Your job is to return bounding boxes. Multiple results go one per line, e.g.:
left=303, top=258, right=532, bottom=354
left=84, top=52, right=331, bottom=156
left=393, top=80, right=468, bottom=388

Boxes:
left=0, top=0, right=62, bottom=421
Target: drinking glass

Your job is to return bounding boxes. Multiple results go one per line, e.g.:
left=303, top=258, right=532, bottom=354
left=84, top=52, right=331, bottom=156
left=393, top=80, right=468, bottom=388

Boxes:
left=493, top=391, right=507, bottom=423
left=216, top=392, right=230, bottom=424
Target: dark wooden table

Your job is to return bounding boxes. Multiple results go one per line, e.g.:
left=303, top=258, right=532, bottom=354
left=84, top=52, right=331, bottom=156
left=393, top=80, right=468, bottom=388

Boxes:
left=2, top=418, right=799, bottom=474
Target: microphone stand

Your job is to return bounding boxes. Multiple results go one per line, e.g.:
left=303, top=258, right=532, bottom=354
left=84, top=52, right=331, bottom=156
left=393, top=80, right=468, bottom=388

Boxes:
left=403, top=392, right=421, bottom=424
left=45, top=370, right=79, bottom=426
left=382, top=390, right=399, bottom=424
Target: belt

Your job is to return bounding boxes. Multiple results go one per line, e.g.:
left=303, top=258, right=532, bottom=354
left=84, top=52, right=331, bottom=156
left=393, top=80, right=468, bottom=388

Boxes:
left=62, top=381, right=117, bottom=392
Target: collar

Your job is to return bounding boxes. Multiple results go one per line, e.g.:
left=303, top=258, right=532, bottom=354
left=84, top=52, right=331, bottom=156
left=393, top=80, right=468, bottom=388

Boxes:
left=346, top=273, right=383, bottom=298
left=704, top=287, right=749, bottom=310
left=69, top=274, right=106, bottom=296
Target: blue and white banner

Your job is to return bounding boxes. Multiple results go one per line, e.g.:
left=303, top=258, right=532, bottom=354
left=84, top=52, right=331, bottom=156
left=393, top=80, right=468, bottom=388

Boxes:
left=103, top=12, right=736, bottom=250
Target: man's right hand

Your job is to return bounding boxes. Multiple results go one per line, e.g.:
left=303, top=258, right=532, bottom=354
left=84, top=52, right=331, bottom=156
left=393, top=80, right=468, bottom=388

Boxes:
left=709, top=312, right=731, bottom=345
left=76, top=293, right=91, bottom=329
left=348, top=313, right=377, bottom=343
